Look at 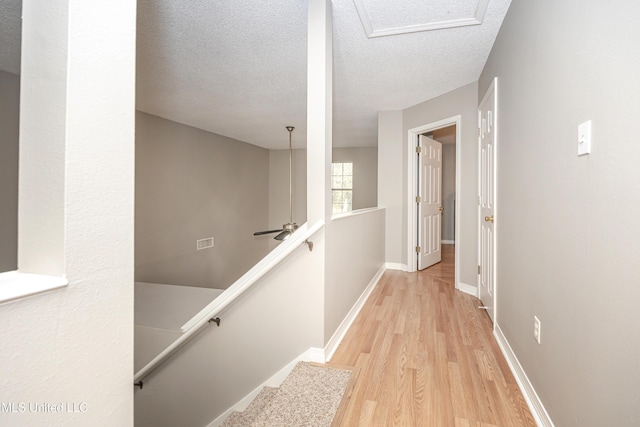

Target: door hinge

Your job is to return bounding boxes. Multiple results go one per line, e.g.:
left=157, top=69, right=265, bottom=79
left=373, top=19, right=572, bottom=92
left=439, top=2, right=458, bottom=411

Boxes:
left=478, top=127, right=481, bottom=137
left=416, top=146, right=422, bottom=154
left=416, top=196, right=421, bottom=203
left=416, top=246, right=421, bottom=253
left=478, top=265, right=481, bottom=274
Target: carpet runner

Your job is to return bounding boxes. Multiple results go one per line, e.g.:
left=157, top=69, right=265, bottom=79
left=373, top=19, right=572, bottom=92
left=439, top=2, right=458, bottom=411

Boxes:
left=222, top=362, right=353, bottom=427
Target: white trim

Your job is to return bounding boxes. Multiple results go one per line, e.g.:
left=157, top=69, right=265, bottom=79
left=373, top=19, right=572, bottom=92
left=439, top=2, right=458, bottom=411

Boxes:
left=207, top=263, right=387, bottom=427
left=442, top=240, right=455, bottom=245
left=0, top=271, right=68, bottom=305
left=332, top=207, right=384, bottom=221
left=307, top=347, right=326, bottom=364
left=385, top=262, right=407, bottom=271
left=324, top=264, right=385, bottom=361
left=494, top=325, right=555, bottom=427
left=456, top=281, right=477, bottom=296
left=407, top=116, right=462, bottom=286
left=353, top=0, right=489, bottom=38
left=206, top=348, right=324, bottom=427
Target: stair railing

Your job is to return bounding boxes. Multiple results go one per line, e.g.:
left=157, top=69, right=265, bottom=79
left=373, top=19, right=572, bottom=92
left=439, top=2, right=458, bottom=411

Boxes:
left=134, top=220, right=325, bottom=386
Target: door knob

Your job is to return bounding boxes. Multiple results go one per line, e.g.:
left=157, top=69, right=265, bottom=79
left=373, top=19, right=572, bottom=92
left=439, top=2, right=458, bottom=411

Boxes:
left=439, top=206, right=444, bottom=212
left=484, top=215, right=494, bottom=223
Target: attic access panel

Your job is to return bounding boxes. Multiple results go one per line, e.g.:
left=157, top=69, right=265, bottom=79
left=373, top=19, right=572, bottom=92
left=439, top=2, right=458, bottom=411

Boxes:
left=353, top=0, right=489, bottom=38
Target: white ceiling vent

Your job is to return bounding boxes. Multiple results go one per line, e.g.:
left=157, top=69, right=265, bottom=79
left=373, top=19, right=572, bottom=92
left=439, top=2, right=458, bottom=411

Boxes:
left=353, top=0, right=490, bottom=38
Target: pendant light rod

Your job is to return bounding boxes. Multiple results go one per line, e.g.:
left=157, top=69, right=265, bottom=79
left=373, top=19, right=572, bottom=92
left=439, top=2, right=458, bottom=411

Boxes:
left=286, top=126, right=294, bottom=224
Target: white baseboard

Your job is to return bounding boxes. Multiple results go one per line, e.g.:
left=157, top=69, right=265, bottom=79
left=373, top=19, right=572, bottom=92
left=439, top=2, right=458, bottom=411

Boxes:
left=456, top=281, right=477, bottom=296
left=207, top=266, right=387, bottom=427
left=494, top=325, right=554, bottom=427
left=324, top=264, right=386, bottom=361
left=385, top=262, right=407, bottom=271
left=442, top=240, right=455, bottom=245
left=207, top=348, right=323, bottom=427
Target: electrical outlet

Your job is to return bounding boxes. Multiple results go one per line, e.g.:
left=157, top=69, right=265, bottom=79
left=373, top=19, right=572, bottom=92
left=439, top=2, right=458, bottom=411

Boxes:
left=533, top=316, right=541, bottom=344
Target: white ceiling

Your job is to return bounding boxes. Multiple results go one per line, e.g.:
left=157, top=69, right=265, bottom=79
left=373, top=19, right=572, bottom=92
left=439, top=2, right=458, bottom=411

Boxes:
left=1, top=0, right=511, bottom=150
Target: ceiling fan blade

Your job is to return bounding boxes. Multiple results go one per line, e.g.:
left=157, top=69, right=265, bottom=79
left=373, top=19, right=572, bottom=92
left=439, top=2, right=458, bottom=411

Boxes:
left=274, top=230, right=293, bottom=241
left=253, top=229, right=284, bottom=236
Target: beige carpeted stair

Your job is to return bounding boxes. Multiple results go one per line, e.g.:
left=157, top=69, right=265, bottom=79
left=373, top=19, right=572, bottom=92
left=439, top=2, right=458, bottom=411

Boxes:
left=222, top=362, right=353, bottom=427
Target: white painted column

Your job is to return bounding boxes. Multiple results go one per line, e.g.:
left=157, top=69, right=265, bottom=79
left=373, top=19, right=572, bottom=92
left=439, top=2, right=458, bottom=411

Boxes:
left=306, top=0, right=333, bottom=224
left=2, top=0, right=136, bottom=425
left=18, top=0, right=68, bottom=276
left=378, top=110, right=405, bottom=267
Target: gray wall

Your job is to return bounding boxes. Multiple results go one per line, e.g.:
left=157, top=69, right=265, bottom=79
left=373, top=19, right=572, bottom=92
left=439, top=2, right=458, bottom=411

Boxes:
left=268, top=149, right=308, bottom=232
left=404, top=82, right=477, bottom=284
left=379, top=82, right=477, bottom=285
left=268, top=147, right=378, bottom=237
left=431, top=126, right=456, bottom=242
left=333, top=147, right=378, bottom=210
left=0, top=70, right=19, bottom=272
left=135, top=112, right=270, bottom=289
left=479, top=1, right=640, bottom=425
left=325, top=208, right=385, bottom=343
left=441, top=142, right=456, bottom=242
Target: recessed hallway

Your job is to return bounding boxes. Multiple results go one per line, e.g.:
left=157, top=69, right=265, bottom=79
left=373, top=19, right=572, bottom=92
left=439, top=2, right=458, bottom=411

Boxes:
left=329, top=245, right=536, bottom=426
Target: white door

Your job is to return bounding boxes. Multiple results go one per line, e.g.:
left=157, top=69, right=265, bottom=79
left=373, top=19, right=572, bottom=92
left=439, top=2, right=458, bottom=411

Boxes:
left=417, top=135, right=443, bottom=270
left=478, top=79, right=497, bottom=323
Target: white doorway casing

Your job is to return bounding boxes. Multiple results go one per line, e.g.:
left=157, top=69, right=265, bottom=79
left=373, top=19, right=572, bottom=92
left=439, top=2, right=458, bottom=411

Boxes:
left=407, top=116, right=467, bottom=294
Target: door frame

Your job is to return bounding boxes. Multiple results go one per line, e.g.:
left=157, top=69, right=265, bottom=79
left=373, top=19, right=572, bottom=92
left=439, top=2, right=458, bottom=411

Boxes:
left=406, top=115, right=461, bottom=287
left=477, top=77, right=498, bottom=326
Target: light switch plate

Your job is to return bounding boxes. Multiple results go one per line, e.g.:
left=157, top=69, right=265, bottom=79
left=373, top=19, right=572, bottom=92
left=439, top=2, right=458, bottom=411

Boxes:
left=578, top=120, right=592, bottom=156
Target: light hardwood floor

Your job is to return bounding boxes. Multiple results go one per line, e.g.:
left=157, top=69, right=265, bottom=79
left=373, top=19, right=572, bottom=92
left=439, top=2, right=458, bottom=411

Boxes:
left=329, top=245, right=536, bottom=426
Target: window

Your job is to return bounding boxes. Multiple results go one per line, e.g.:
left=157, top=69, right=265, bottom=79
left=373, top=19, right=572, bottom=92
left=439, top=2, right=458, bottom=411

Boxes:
left=331, top=162, right=353, bottom=214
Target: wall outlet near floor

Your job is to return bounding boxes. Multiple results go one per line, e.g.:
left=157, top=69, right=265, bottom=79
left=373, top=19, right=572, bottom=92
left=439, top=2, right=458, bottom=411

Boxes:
left=196, top=237, right=214, bottom=250
left=534, top=316, right=541, bottom=344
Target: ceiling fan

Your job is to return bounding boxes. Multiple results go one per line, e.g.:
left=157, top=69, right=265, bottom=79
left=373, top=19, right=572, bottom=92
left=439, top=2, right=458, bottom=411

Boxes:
left=253, top=126, right=299, bottom=241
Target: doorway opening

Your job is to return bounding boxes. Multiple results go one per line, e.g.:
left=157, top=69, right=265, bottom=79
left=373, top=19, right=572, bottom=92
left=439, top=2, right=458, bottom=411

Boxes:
left=407, top=116, right=461, bottom=290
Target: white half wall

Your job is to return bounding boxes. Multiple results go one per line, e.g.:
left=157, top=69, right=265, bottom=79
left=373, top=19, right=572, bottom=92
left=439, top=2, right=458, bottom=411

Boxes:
left=325, top=208, right=386, bottom=343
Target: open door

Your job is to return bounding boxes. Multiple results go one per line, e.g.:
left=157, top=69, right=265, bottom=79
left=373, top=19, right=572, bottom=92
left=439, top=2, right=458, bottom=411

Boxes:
left=417, top=135, right=443, bottom=270
left=478, top=78, right=497, bottom=323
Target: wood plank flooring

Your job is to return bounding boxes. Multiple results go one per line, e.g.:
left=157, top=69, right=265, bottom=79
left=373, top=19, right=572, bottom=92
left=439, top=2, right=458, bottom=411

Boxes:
left=329, top=245, right=536, bottom=426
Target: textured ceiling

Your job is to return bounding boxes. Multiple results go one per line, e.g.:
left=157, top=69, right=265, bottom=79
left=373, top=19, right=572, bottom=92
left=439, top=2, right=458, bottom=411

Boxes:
left=1, top=0, right=511, bottom=149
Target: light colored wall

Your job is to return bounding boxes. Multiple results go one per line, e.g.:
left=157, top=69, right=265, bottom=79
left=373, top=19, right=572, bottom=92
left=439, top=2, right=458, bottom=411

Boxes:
left=268, top=149, right=308, bottom=234
left=0, top=70, right=19, bottom=272
left=479, top=1, right=640, bottom=425
left=441, top=143, right=456, bottom=242
left=404, top=82, right=477, bottom=284
left=379, top=82, right=477, bottom=284
left=135, top=112, right=270, bottom=289
left=378, top=110, right=404, bottom=265
left=333, top=147, right=378, bottom=210
left=325, top=208, right=385, bottom=343
left=0, top=1, right=135, bottom=426
left=135, top=231, right=326, bottom=427
left=268, top=147, right=378, bottom=237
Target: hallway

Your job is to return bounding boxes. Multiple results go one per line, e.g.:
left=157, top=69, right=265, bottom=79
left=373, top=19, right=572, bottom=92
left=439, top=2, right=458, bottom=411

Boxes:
left=330, top=245, right=536, bottom=426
